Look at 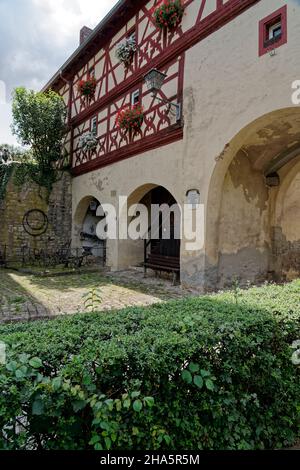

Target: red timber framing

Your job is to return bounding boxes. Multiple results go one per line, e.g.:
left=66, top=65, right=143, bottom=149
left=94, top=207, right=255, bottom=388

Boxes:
left=46, top=0, right=261, bottom=176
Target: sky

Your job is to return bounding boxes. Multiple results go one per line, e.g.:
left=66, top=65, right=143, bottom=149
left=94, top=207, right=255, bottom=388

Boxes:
left=0, top=0, right=118, bottom=145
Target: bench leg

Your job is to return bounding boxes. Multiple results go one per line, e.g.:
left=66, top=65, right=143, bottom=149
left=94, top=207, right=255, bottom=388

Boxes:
left=143, top=265, right=147, bottom=278
left=172, top=271, right=180, bottom=286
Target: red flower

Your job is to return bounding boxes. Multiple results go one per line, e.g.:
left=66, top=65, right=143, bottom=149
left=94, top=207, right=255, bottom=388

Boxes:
left=152, top=0, right=184, bottom=30
left=77, top=76, right=97, bottom=97
left=116, top=104, right=144, bottom=132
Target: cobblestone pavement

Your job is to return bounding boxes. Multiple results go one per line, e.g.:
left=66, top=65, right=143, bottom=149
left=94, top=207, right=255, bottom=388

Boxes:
left=0, top=268, right=197, bottom=323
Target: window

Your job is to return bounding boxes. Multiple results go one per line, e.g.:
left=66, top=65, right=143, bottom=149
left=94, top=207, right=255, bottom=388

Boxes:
left=268, top=22, right=282, bottom=41
left=259, top=5, right=287, bottom=56
left=131, top=89, right=140, bottom=106
left=127, top=28, right=136, bottom=43
left=89, top=67, right=95, bottom=78
left=91, top=116, right=97, bottom=136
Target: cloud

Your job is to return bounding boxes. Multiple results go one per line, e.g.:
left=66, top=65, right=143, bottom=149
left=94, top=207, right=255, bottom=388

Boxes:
left=0, top=102, right=14, bottom=145
left=0, top=0, right=117, bottom=144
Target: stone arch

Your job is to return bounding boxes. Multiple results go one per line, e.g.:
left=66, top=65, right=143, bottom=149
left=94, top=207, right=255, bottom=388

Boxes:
left=205, top=107, right=300, bottom=288
left=72, top=195, right=106, bottom=261
left=118, top=183, right=182, bottom=273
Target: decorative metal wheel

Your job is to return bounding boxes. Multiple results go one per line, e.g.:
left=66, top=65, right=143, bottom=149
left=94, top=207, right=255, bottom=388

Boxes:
left=22, top=210, right=49, bottom=237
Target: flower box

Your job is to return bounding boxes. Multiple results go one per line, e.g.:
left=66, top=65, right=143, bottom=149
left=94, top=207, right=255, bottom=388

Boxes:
left=152, top=0, right=184, bottom=30
left=116, top=105, right=144, bottom=132
left=115, top=36, right=137, bottom=68
left=77, top=76, right=97, bottom=98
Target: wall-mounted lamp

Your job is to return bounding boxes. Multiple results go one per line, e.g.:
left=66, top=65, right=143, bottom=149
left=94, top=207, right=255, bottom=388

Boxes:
left=144, top=68, right=181, bottom=122
left=186, top=189, right=200, bottom=208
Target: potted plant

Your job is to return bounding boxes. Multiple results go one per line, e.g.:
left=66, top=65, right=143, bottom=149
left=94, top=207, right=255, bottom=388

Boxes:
left=115, top=36, right=137, bottom=68
left=77, top=76, right=97, bottom=99
left=79, top=132, right=98, bottom=152
left=152, top=0, right=184, bottom=30
left=116, top=105, right=144, bottom=133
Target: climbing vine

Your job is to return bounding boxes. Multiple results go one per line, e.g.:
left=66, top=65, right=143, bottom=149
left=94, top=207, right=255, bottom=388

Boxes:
left=0, top=163, right=14, bottom=201
left=0, top=145, right=27, bottom=201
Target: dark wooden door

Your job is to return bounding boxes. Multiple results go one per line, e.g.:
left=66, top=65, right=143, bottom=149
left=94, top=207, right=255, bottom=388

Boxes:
left=150, top=187, right=180, bottom=259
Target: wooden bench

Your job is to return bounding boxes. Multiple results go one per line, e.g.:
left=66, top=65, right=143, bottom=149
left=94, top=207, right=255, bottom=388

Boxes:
left=144, top=254, right=180, bottom=285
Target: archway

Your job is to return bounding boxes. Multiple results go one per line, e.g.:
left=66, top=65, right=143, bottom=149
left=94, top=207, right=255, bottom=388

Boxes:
left=119, top=184, right=181, bottom=280
left=73, top=195, right=106, bottom=264
left=271, top=159, right=300, bottom=280
left=205, top=107, right=300, bottom=288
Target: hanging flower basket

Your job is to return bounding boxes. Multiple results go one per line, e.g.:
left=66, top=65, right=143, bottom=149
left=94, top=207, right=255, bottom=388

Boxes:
left=77, top=76, right=97, bottom=98
left=152, top=0, right=184, bottom=30
left=79, top=132, right=98, bottom=152
left=116, top=105, right=144, bottom=132
left=115, top=36, right=137, bottom=67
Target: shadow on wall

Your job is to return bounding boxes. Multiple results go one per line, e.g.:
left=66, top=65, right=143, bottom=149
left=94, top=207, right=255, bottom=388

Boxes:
left=205, top=107, right=300, bottom=290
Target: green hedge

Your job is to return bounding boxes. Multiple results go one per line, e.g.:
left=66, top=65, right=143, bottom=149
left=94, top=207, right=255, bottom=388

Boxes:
left=0, top=282, right=299, bottom=450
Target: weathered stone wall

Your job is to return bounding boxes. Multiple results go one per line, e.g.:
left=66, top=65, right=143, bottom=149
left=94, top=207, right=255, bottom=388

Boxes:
left=0, top=172, right=72, bottom=261
left=217, top=151, right=271, bottom=288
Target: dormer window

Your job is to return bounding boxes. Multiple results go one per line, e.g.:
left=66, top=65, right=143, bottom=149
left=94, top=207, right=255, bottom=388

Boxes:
left=259, top=5, right=287, bottom=56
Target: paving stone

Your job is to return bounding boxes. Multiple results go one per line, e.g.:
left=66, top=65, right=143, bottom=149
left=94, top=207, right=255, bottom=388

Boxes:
left=0, top=268, right=196, bottom=324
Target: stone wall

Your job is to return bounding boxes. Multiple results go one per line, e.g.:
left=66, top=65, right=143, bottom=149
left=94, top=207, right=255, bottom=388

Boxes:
left=0, top=172, right=72, bottom=262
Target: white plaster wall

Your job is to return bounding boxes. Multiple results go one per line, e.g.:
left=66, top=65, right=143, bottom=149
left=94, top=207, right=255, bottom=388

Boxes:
left=72, top=0, right=300, bottom=286
left=182, top=0, right=300, bottom=201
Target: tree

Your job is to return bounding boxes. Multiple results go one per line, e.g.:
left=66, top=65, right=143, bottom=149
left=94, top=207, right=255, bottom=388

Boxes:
left=11, top=88, right=67, bottom=196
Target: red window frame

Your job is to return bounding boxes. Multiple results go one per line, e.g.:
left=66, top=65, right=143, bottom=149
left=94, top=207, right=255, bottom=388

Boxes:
left=259, top=5, right=287, bottom=57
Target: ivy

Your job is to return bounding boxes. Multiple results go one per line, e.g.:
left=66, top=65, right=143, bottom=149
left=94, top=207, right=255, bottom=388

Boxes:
left=0, top=145, right=26, bottom=201
left=0, top=163, right=14, bottom=202
left=0, top=148, right=57, bottom=202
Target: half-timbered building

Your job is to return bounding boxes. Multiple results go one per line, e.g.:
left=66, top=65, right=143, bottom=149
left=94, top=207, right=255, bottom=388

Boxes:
left=44, top=0, right=300, bottom=290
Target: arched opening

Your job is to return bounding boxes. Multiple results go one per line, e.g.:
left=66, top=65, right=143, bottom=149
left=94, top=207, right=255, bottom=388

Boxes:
left=206, top=107, right=300, bottom=288
left=121, top=184, right=181, bottom=282
left=271, top=159, right=300, bottom=280
left=73, top=196, right=106, bottom=265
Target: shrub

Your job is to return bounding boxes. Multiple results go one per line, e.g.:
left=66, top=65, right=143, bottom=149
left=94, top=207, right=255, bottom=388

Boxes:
left=152, top=0, right=184, bottom=30
left=0, top=282, right=299, bottom=450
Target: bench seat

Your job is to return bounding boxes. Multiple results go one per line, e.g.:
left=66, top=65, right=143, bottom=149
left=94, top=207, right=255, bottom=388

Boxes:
left=144, top=254, right=180, bottom=284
